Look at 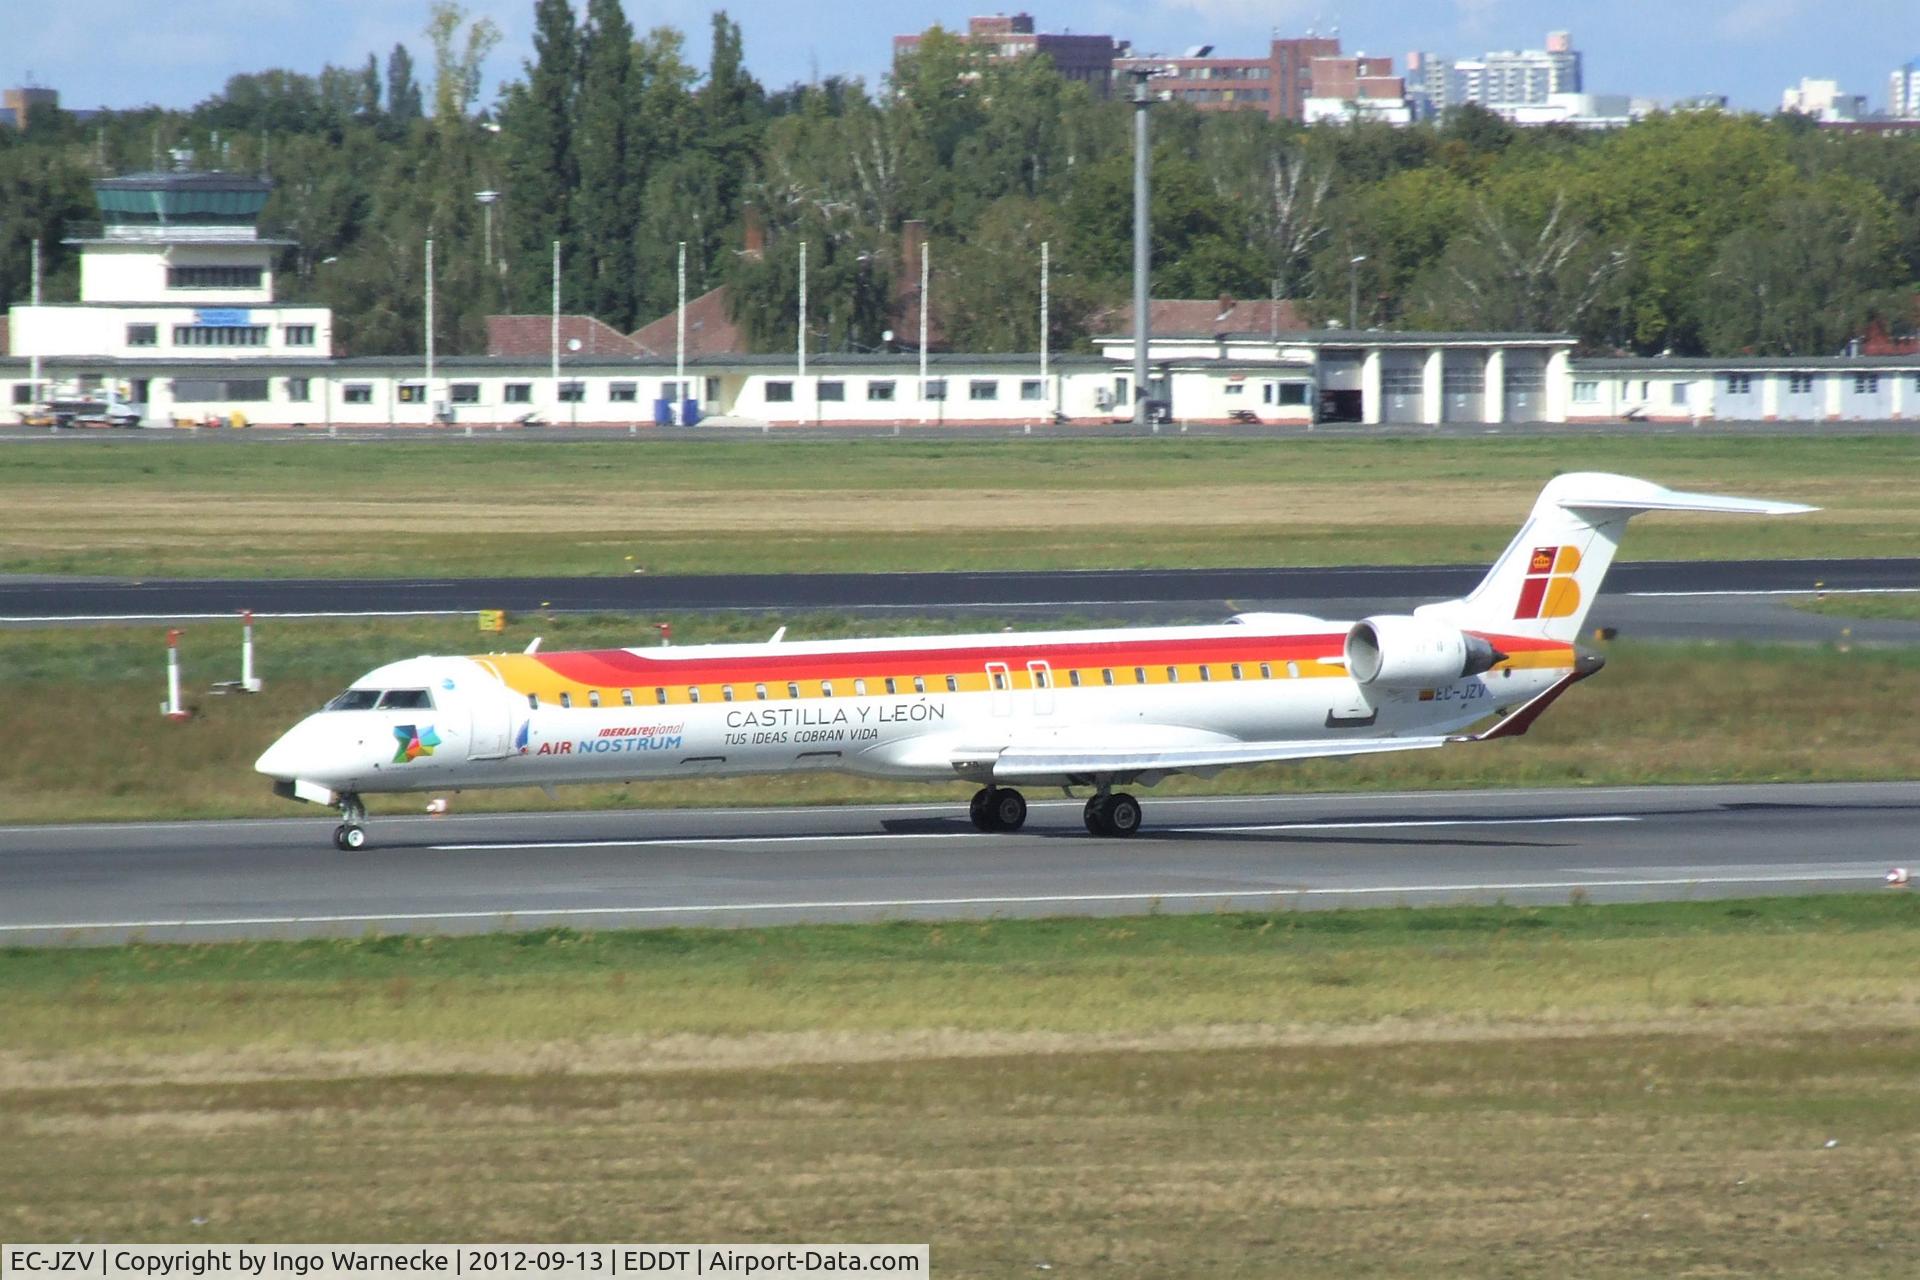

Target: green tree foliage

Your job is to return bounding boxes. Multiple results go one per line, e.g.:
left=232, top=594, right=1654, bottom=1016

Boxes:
left=4, top=2, right=1919, bottom=361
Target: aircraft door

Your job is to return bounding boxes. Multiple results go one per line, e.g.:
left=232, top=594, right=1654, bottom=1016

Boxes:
left=465, top=663, right=515, bottom=759
left=986, top=662, right=1012, bottom=716
left=1027, top=661, right=1055, bottom=715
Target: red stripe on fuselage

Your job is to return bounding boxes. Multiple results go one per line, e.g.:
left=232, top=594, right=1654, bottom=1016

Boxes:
left=523, top=628, right=1570, bottom=689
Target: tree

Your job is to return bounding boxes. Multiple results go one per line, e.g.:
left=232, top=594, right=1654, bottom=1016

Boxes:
left=1699, top=183, right=1901, bottom=355
left=941, top=197, right=1106, bottom=353
left=1412, top=190, right=1627, bottom=337
left=572, top=0, right=634, bottom=325
left=500, top=0, right=578, bottom=310
left=425, top=2, right=503, bottom=123
left=386, top=44, right=424, bottom=125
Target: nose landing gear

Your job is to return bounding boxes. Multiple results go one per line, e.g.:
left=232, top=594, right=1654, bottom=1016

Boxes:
left=332, top=792, right=368, bottom=851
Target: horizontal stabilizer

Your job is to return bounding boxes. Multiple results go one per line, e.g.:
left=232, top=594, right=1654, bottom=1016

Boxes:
left=1550, top=475, right=1816, bottom=517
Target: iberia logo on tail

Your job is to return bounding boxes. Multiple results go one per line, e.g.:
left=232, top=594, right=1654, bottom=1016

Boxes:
left=1514, top=545, right=1582, bottom=620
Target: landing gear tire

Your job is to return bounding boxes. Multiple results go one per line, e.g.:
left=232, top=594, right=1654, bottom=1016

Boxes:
left=1084, top=795, right=1112, bottom=835
left=1085, top=792, right=1141, bottom=837
left=970, top=786, right=1027, bottom=832
left=992, top=788, right=1028, bottom=832
left=333, top=823, right=367, bottom=851
left=969, top=787, right=995, bottom=831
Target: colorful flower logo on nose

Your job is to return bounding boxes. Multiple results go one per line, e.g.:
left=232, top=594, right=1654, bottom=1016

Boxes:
left=393, top=724, right=441, bottom=764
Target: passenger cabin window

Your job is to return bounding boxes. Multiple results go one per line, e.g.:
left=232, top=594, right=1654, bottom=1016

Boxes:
left=946, top=676, right=958, bottom=692
left=755, top=684, right=768, bottom=700
left=991, top=670, right=1008, bottom=691
left=588, top=690, right=602, bottom=707
left=885, top=678, right=897, bottom=694
left=528, top=693, right=539, bottom=709
left=1069, top=670, right=1081, bottom=687
left=1199, top=666, right=1211, bottom=682
left=913, top=677, right=926, bottom=693
left=377, top=689, right=433, bottom=709
left=560, top=692, right=572, bottom=708
left=788, top=682, right=801, bottom=699
left=855, top=679, right=867, bottom=696
left=722, top=685, right=735, bottom=701
left=1231, top=664, right=1243, bottom=680
left=1134, top=667, right=1146, bottom=684
left=689, top=688, right=701, bottom=703
left=1287, top=662, right=1300, bottom=679
left=1166, top=666, right=1179, bottom=683
left=1259, top=663, right=1272, bottom=679
left=622, top=689, right=634, bottom=706
left=821, top=682, right=834, bottom=698
left=1102, top=669, right=1115, bottom=686
left=326, top=689, right=383, bottom=711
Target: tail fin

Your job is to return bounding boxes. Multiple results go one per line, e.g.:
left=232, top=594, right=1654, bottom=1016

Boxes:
left=1416, top=473, right=1815, bottom=643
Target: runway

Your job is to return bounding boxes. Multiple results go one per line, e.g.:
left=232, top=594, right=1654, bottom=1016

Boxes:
left=4, top=558, right=1916, bottom=622
left=1, top=782, right=1909, bottom=946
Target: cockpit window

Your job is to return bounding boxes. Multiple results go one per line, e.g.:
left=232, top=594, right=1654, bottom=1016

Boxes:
left=325, top=689, right=382, bottom=711
left=377, top=689, right=434, bottom=709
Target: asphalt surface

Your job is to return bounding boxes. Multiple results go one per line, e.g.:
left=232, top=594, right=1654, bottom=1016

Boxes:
left=3, top=559, right=1916, bottom=622
left=2, top=782, right=1910, bottom=946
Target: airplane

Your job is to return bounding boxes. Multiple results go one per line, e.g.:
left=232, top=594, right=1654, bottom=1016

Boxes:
left=256, top=473, right=1812, bottom=850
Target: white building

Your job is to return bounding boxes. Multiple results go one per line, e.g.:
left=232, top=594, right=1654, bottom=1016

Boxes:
left=6, top=171, right=332, bottom=420
left=1781, top=78, right=1865, bottom=122
left=1891, top=59, right=1920, bottom=119
left=1407, top=31, right=1582, bottom=117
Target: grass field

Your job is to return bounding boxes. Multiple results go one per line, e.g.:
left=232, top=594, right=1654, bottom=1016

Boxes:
left=3, top=898, right=1917, bottom=1274
left=4, top=613, right=1917, bottom=823
left=2, top=434, right=1912, bottom=578
left=1800, top=593, right=1920, bottom=621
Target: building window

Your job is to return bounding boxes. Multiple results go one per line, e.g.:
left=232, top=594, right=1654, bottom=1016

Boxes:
left=766, top=380, right=794, bottom=403
left=1854, top=375, right=1880, bottom=395
left=1788, top=374, right=1815, bottom=395
left=609, top=381, right=637, bottom=403
left=126, top=323, right=157, bottom=347
left=13, top=385, right=32, bottom=405
left=922, top=378, right=947, bottom=401
left=1020, top=379, right=1045, bottom=401
left=818, top=380, right=845, bottom=402
left=1671, top=382, right=1690, bottom=407
left=969, top=379, right=999, bottom=401
left=398, top=383, right=425, bottom=404
left=282, top=325, right=315, bottom=347
left=286, top=377, right=310, bottom=403
left=167, top=266, right=262, bottom=289
left=1224, top=383, right=1244, bottom=396
left=173, top=325, right=267, bottom=347
left=1724, top=374, right=1751, bottom=395
left=505, top=383, right=532, bottom=403
left=343, top=384, right=373, bottom=404
left=1278, top=382, right=1308, bottom=406
left=1572, top=381, right=1599, bottom=403
left=558, top=381, right=585, bottom=402
left=450, top=383, right=481, bottom=404
left=867, top=380, right=896, bottom=402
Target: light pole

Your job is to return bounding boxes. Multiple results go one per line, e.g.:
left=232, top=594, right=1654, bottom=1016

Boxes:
left=1349, top=254, right=1367, bottom=332
left=1128, top=67, right=1162, bottom=426
left=475, top=190, right=499, bottom=271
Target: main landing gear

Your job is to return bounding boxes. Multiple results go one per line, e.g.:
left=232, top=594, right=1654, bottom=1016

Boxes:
left=332, top=792, right=368, bottom=851
left=969, top=786, right=1029, bottom=832
left=1083, top=791, right=1142, bottom=838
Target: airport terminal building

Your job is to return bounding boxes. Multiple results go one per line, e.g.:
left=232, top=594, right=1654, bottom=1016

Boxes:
left=6, top=172, right=1920, bottom=430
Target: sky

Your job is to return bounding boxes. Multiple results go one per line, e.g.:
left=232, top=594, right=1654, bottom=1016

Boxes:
left=4, top=0, right=1916, bottom=117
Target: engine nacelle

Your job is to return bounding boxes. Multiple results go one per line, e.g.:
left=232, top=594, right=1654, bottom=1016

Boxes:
left=1345, top=616, right=1501, bottom=688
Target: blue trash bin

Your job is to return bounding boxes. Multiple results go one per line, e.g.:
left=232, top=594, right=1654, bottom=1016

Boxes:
left=680, top=399, right=701, bottom=427
left=652, top=398, right=672, bottom=426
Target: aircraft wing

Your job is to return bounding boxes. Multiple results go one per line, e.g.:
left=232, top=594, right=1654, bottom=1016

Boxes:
left=957, top=734, right=1449, bottom=783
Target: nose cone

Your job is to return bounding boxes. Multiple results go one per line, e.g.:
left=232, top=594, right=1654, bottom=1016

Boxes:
left=256, top=719, right=325, bottom=781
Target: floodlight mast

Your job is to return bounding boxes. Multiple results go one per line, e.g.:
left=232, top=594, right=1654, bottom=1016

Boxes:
left=1129, top=66, right=1170, bottom=426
